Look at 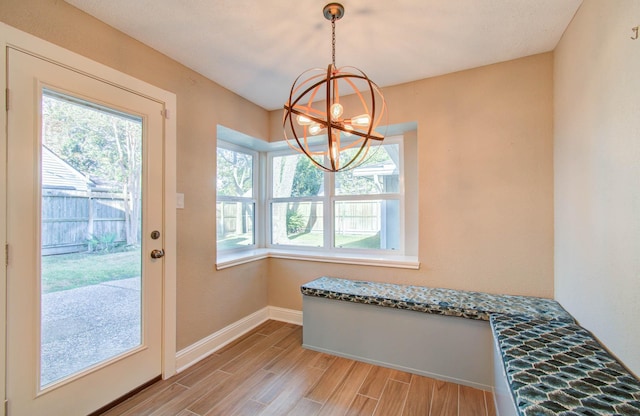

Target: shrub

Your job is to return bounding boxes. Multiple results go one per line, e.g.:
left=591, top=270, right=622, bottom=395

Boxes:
left=87, top=232, right=119, bottom=253
left=286, top=210, right=306, bottom=235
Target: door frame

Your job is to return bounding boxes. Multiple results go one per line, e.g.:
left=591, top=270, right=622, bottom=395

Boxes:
left=0, top=22, right=177, bottom=415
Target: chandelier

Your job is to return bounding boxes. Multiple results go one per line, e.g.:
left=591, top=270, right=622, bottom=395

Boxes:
left=283, top=3, right=387, bottom=172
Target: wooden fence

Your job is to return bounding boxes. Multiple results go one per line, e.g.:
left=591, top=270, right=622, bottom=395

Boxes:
left=217, top=200, right=383, bottom=238
left=334, top=201, right=381, bottom=234
left=41, top=189, right=127, bottom=255
left=217, top=201, right=254, bottom=238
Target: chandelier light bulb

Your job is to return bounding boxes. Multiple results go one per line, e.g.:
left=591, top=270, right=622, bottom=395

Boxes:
left=343, top=124, right=354, bottom=136
left=330, top=103, right=344, bottom=120
left=308, top=123, right=323, bottom=135
left=296, top=114, right=313, bottom=126
left=330, top=134, right=339, bottom=162
left=349, top=114, right=371, bottom=127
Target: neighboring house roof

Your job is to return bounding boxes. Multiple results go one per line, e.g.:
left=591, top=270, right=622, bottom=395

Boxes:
left=41, top=145, right=95, bottom=191
left=353, top=162, right=398, bottom=177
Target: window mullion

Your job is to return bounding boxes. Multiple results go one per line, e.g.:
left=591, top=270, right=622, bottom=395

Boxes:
left=256, top=151, right=266, bottom=247
left=217, top=196, right=255, bottom=203
left=332, top=193, right=400, bottom=202
left=325, top=170, right=333, bottom=250
left=270, top=197, right=323, bottom=203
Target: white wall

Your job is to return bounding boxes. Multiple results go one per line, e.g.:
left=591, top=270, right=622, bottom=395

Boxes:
left=554, top=0, right=640, bottom=376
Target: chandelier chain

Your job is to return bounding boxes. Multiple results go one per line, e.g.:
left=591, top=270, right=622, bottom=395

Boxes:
left=331, top=17, right=336, bottom=68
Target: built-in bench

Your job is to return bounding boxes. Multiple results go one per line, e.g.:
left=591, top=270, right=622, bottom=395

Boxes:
left=301, top=276, right=640, bottom=415
left=492, top=314, right=640, bottom=415
left=301, top=276, right=573, bottom=322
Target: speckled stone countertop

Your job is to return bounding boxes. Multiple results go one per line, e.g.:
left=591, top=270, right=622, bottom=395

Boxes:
left=491, top=314, right=640, bottom=415
left=301, top=276, right=574, bottom=322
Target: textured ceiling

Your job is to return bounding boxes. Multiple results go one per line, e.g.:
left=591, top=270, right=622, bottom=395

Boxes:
left=65, top=0, right=582, bottom=110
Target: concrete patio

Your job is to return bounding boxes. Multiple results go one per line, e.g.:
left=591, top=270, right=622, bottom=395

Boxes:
left=40, top=277, right=141, bottom=386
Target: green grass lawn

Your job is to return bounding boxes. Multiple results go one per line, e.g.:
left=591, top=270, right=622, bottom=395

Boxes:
left=336, top=233, right=381, bottom=249
left=217, top=234, right=253, bottom=250
left=41, top=249, right=141, bottom=293
left=288, top=231, right=381, bottom=249
left=220, top=230, right=381, bottom=249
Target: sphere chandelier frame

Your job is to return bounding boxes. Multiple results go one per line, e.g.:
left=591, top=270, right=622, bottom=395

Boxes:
left=283, top=3, right=387, bottom=172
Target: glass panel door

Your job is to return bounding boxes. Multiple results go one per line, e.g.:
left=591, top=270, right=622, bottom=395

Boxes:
left=7, top=46, right=165, bottom=416
left=40, top=90, right=143, bottom=387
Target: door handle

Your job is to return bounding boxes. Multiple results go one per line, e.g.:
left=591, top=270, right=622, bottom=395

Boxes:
left=150, top=249, right=165, bottom=259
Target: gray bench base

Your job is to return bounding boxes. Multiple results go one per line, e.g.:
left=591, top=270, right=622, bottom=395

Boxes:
left=302, top=295, right=494, bottom=390
left=492, top=334, right=519, bottom=416
left=301, top=277, right=640, bottom=415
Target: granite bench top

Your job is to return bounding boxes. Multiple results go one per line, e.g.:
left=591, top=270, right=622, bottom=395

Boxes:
left=301, top=276, right=574, bottom=322
left=491, top=314, right=640, bottom=415
left=301, top=276, right=640, bottom=415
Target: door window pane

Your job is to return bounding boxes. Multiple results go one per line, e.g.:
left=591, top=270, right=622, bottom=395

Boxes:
left=40, top=89, right=142, bottom=387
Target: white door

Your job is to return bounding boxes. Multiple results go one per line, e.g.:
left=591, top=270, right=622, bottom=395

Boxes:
left=6, top=47, right=165, bottom=415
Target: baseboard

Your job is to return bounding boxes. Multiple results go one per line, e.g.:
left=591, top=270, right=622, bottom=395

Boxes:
left=268, top=306, right=303, bottom=325
left=175, top=307, right=269, bottom=372
left=175, top=306, right=302, bottom=373
left=303, top=343, right=492, bottom=391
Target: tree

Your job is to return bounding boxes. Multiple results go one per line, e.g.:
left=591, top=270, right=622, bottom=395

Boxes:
left=113, top=119, right=142, bottom=245
left=290, top=156, right=323, bottom=233
left=42, top=92, right=143, bottom=246
left=216, top=148, right=252, bottom=198
left=272, top=154, right=299, bottom=242
left=216, top=148, right=253, bottom=235
left=291, top=156, right=323, bottom=197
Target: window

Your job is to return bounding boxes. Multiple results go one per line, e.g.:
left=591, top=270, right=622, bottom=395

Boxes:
left=271, top=153, right=325, bottom=247
left=268, top=138, right=404, bottom=254
left=216, top=141, right=257, bottom=251
left=215, top=132, right=417, bottom=269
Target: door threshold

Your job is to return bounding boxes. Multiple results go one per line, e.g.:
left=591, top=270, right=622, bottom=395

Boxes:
left=87, top=375, right=162, bottom=416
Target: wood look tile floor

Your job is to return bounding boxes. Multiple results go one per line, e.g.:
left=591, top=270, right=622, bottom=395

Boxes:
left=100, top=320, right=496, bottom=416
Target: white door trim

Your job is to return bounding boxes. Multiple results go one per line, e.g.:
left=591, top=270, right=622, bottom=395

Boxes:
left=0, top=22, right=177, bottom=414
left=0, top=24, right=7, bottom=416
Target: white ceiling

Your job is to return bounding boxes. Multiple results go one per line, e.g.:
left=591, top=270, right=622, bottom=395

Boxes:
left=65, top=0, right=582, bottom=111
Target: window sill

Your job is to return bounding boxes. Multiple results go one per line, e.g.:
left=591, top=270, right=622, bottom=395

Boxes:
left=216, top=249, right=270, bottom=270
left=216, top=248, right=420, bottom=271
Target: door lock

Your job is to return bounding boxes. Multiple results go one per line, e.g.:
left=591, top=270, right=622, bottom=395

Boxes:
left=150, top=249, right=165, bottom=259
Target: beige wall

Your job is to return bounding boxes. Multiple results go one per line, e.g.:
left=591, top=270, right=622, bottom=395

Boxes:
left=269, top=53, right=555, bottom=311
left=0, top=0, right=270, bottom=350
left=554, top=0, right=640, bottom=376
left=2, top=0, right=556, bottom=350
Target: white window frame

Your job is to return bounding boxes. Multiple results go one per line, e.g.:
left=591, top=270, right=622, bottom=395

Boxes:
left=216, top=140, right=258, bottom=253
left=266, top=136, right=405, bottom=256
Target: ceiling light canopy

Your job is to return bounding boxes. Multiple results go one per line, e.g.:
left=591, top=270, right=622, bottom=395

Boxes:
left=283, top=3, right=387, bottom=172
